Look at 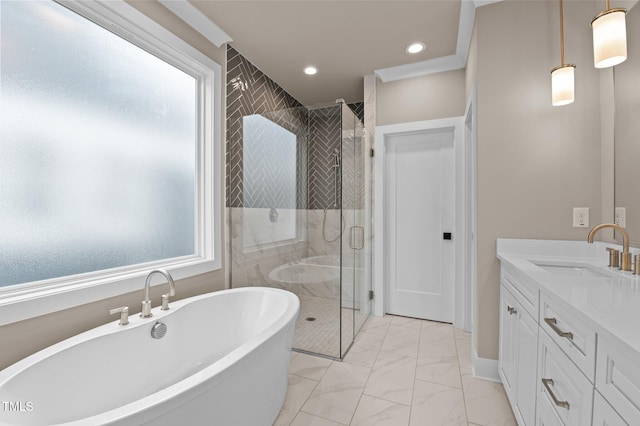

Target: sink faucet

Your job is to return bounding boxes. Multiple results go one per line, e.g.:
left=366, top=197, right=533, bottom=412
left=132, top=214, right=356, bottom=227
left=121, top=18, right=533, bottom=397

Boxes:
left=141, top=269, right=176, bottom=318
left=587, top=223, right=632, bottom=271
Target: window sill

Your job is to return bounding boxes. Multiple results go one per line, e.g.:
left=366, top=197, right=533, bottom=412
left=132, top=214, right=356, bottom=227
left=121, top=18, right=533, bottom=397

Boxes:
left=0, top=258, right=220, bottom=327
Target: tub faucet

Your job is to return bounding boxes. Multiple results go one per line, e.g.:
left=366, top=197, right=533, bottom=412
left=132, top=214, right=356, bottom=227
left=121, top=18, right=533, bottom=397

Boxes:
left=109, top=306, right=129, bottom=326
left=141, top=269, right=176, bottom=318
left=587, top=223, right=632, bottom=271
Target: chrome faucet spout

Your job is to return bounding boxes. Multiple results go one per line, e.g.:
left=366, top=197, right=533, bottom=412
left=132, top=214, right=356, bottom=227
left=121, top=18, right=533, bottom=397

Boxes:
left=141, top=269, right=176, bottom=317
left=587, top=223, right=632, bottom=271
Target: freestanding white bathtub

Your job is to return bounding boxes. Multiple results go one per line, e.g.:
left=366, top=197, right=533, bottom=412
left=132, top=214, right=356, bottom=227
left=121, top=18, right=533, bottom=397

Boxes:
left=0, top=287, right=299, bottom=426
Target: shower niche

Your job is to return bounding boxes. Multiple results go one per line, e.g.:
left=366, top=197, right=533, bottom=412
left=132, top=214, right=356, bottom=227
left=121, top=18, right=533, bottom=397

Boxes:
left=230, top=102, right=370, bottom=359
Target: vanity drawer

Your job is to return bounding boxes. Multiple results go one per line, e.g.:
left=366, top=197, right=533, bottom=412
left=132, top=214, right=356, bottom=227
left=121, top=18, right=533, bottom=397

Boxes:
left=593, top=390, right=628, bottom=426
left=537, top=329, right=593, bottom=426
left=501, top=268, right=538, bottom=318
left=539, top=293, right=596, bottom=381
left=596, top=336, right=640, bottom=424
left=535, top=399, right=564, bottom=426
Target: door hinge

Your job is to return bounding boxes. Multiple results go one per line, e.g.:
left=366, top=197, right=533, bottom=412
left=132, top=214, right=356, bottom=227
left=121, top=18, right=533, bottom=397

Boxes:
left=368, top=290, right=374, bottom=300
left=370, top=148, right=375, bottom=157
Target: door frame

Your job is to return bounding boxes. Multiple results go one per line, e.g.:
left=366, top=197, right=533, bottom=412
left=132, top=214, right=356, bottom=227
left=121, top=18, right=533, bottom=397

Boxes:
left=374, top=117, right=469, bottom=330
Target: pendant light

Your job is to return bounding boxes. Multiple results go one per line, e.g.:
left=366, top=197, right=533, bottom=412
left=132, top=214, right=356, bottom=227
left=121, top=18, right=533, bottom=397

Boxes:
left=551, top=0, right=575, bottom=106
left=591, top=0, right=627, bottom=68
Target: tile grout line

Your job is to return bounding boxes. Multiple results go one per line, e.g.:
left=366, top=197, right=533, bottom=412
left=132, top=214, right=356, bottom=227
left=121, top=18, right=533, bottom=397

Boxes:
left=406, top=320, right=425, bottom=426
left=285, top=352, right=332, bottom=426
left=454, top=329, right=472, bottom=425
left=350, top=317, right=392, bottom=425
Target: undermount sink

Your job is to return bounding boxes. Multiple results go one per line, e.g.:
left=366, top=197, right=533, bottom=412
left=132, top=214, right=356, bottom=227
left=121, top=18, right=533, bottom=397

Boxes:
left=532, top=262, right=614, bottom=279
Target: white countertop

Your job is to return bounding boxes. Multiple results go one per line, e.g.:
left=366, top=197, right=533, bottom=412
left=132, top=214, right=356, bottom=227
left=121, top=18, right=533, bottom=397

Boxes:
left=497, top=239, right=640, bottom=356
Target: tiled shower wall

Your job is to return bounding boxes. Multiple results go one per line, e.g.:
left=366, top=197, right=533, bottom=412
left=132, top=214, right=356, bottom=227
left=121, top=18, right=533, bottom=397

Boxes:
left=226, top=45, right=363, bottom=211
left=227, top=46, right=365, bottom=298
left=226, top=46, right=306, bottom=209
left=308, top=106, right=341, bottom=210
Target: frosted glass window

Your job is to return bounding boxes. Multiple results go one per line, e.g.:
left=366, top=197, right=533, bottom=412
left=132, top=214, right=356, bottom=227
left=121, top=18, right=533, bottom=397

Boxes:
left=0, top=1, right=197, bottom=287
left=242, top=114, right=297, bottom=248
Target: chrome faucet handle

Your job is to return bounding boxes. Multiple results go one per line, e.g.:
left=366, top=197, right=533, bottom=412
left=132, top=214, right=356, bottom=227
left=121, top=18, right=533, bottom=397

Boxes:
left=141, top=299, right=152, bottom=318
left=141, top=269, right=175, bottom=318
left=109, top=306, right=129, bottom=326
left=606, top=247, right=620, bottom=267
left=161, top=293, right=170, bottom=311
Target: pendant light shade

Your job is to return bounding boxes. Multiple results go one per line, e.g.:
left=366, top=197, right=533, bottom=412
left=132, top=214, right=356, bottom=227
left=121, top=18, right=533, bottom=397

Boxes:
left=591, top=3, right=627, bottom=68
left=551, top=0, right=575, bottom=106
left=551, top=64, right=576, bottom=106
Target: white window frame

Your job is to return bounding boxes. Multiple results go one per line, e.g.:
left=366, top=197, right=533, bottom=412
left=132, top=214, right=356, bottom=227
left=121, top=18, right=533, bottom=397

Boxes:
left=0, top=0, right=222, bottom=326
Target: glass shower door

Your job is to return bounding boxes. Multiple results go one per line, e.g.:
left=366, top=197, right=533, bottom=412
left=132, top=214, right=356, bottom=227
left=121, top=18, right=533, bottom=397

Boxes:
left=339, top=103, right=367, bottom=358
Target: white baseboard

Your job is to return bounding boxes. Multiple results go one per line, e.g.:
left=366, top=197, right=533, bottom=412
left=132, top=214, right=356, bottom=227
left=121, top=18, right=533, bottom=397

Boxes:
left=472, top=349, right=501, bottom=383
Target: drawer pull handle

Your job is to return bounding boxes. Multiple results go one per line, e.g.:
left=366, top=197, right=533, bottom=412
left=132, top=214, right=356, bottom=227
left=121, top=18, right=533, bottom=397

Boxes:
left=507, top=306, right=517, bottom=315
left=541, top=378, right=570, bottom=409
left=544, top=317, right=574, bottom=340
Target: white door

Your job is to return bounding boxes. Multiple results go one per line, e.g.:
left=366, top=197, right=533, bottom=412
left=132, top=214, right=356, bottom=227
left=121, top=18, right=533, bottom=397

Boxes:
left=385, top=128, right=455, bottom=322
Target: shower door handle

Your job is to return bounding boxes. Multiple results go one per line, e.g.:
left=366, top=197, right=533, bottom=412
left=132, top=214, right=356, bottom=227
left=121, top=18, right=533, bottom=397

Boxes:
left=349, top=226, right=364, bottom=250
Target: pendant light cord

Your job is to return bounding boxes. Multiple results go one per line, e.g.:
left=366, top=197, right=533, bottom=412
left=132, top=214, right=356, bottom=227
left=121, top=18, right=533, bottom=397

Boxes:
left=559, top=0, right=566, bottom=65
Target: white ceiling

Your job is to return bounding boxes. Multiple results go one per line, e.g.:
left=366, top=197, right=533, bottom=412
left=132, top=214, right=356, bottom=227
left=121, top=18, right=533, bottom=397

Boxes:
left=162, top=1, right=502, bottom=106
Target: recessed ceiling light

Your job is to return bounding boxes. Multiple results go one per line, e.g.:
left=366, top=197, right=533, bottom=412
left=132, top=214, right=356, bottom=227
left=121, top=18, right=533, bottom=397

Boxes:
left=304, top=66, right=318, bottom=75
left=406, top=42, right=425, bottom=54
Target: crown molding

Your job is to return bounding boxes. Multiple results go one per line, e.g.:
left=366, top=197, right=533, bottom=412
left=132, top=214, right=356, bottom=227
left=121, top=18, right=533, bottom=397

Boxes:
left=158, top=0, right=232, bottom=47
left=375, top=0, right=503, bottom=82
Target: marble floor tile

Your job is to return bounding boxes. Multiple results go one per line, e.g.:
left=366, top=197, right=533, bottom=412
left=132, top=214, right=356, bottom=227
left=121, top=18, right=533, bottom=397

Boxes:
left=410, top=379, right=468, bottom=426
left=274, top=374, right=319, bottom=426
left=415, top=354, right=462, bottom=389
left=420, top=321, right=455, bottom=340
left=419, top=326, right=457, bottom=360
left=422, top=319, right=450, bottom=329
left=390, top=315, right=423, bottom=329
left=454, top=327, right=471, bottom=339
left=343, top=330, right=385, bottom=368
left=461, top=374, right=517, bottom=426
left=277, top=315, right=515, bottom=426
left=379, top=325, right=420, bottom=357
left=359, top=315, right=392, bottom=336
left=301, top=361, right=371, bottom=425
left=289, top=352, right=333, bottom=381
left=419, top=338, right=457, bottom=360
left=351, top=395, right=411, bottom=426
left=455, top=335, right=473, bottom=377
left=364, top=350, right=417, bottom=405
left=290, top=411, right=344, bottom=426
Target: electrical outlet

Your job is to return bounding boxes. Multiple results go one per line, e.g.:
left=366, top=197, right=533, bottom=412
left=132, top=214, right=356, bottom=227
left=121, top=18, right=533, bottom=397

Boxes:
left=615, top=207, right=626, bottom=227
left=573, top=207, right=589, bottom=228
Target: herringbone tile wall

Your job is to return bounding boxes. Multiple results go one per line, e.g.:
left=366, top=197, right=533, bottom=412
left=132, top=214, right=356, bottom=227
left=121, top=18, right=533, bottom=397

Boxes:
left=226, top=46, right=306, bottom=208
left=308, top=106, right=341, bottom=210
left=226, top=46, right=364, bottom=210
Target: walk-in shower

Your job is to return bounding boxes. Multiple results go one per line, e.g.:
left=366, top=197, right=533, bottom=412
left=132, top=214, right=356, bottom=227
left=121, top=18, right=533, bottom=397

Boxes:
left=229, top=102, right=370, bottom=359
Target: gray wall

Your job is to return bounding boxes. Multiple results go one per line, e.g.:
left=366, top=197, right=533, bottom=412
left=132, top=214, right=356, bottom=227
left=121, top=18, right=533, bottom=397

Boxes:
left=376, top=69, right=466, bottom=125
left=473, top=0, right=603, bottom=360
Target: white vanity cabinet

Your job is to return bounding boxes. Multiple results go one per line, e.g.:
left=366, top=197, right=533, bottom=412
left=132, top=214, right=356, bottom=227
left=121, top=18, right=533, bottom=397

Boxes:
left=539, top=294, right=596, bottom=381
left=535, top=401, right=563, bottom=426
left=499, top=269, right=538, bottom=426
left=593, top=390, right=628, bottom=426
left=537, top=327, right=593, bottom=426
left=595, top=336, right=640, bottom=425
left=497, top=238, right=640, bottom=426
